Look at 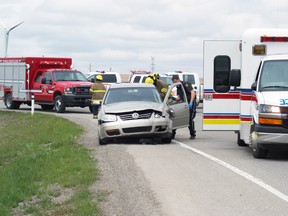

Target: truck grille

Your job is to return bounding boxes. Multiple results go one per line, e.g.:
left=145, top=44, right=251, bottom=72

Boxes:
left=119, top=111, right=152, bottom=121
left=73, top=86, right=91, bottom=95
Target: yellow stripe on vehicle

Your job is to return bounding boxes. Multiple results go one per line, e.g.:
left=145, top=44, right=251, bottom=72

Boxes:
left=203, top=119, right=241, bottom=125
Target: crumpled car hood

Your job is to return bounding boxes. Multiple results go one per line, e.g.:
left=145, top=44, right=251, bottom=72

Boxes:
left=103, top=101, right=164, bottom=114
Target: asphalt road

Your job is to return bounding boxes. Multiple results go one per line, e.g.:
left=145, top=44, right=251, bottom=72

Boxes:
left=1, top=103, right=288, bottom=215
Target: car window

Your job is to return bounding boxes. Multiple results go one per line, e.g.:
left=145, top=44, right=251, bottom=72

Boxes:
left=104, top=87, right=162, bottom=104
left=133, top=76, right=141, bottom=83
left=102, top=74, right=117, bottom=82
left=182, top=74, right=195, bottom=84
left=141, top=76, right=148, bottom=83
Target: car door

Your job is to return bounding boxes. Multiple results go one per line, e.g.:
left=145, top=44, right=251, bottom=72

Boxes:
left=37, top=71, right=54, bottom=103
left=164, top=82, right=189, bottom=129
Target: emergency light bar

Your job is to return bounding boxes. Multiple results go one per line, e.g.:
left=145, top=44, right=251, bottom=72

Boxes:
left=130, top=70, right=151, bottom=74
left=39, top=61, right=64, bottom=66
left=261, top=36, right=288, bottom=42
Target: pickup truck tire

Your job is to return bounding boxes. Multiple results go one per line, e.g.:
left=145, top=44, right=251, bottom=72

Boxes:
left=250, top=123, right=268, bottom=158
left=4, top=93, right=20, bottom=109
left=54, top=95, right=66, bottom=113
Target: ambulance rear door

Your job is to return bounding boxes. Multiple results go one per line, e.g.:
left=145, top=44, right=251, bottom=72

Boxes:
left=203, top=40, right=241, bottom=130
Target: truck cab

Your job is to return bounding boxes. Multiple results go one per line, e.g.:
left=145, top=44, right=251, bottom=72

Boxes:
left=32, top=69, right=92, bottom=112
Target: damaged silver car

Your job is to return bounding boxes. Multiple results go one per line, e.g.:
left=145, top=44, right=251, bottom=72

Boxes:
left=97, top=83, right=189, bottom=144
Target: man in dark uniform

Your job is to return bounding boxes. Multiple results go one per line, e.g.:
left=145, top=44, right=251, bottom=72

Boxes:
left=171, top=74, right=196, bottom=139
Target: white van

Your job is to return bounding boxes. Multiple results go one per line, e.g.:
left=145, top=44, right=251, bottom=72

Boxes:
left=130, top=73, right=173, bottom=85
left=87, top=72, right=122, bottom=89
left=165, top=71, right=201, bottom=105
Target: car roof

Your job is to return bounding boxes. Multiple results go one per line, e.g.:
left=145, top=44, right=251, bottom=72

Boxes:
left=109, top=83, right=154, bottom=89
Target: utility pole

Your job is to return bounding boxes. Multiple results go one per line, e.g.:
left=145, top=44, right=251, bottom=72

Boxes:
left=3, top=21, right=24, bottom=57
left=151, top=56, right=155, bottom=73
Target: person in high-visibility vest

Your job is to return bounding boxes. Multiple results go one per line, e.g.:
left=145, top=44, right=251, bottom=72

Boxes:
left=145, top=73, right=168, bottom=101
left=89, top=75, right=106, bottom=119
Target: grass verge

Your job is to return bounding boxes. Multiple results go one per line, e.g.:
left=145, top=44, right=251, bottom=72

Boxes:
left=0, top=111, right=101, bottom=215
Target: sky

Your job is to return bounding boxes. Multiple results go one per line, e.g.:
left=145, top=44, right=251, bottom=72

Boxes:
left=1, top=0, right=288, bottom=76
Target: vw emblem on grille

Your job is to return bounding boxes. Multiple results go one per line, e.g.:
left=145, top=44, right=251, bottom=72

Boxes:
left=132, top=112, right=139, bottom=119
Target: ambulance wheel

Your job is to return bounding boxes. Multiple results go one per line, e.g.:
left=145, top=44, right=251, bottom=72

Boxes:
left=4, top=93, right=20, bottom=109
left=54, top=95, right=66, bottom=113
left=252, top=143, right=268, bottom=158
left=237, top=132, right=247, bottom=147
left=250, top=124, right=268, bottom=158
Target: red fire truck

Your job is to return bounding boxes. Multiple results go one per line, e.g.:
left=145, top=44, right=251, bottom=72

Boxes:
left=0, top=57, right=93, bottom=113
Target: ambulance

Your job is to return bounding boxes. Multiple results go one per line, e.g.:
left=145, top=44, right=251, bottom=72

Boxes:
left=203, top=28, right=288, bottom=158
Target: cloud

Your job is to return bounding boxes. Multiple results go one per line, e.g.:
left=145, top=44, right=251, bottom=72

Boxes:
left=1, top=0, right=288, bottom=75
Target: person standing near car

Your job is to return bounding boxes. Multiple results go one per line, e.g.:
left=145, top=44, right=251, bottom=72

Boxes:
left=89, top=75, right=106, bottom=119
left=171, top=74, right=196, bottom=139
left=145, top=72, right=168, bottom=101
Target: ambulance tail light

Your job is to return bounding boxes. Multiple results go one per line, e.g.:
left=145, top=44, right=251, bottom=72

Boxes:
left=261, top=36, right=288, bottom=42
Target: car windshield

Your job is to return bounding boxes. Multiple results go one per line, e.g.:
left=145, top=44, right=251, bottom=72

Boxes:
left=104, top=87, right=162, bottom=104
left=53, top=71, right=88, bottom=82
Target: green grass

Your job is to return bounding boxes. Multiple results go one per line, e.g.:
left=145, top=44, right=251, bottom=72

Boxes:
left=0, top=111, right=102, bottom=215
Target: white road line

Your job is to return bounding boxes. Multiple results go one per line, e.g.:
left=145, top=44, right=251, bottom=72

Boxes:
left=173, top=140, right=288, bottom=203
